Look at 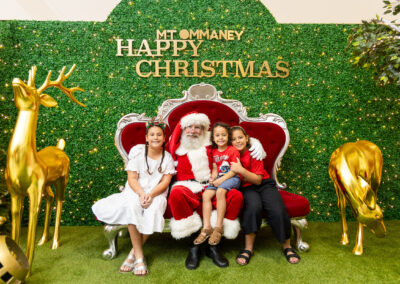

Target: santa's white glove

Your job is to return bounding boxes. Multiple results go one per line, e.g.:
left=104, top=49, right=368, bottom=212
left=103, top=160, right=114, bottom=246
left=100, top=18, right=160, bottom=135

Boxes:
left=249, top=137, right=267, bottom=160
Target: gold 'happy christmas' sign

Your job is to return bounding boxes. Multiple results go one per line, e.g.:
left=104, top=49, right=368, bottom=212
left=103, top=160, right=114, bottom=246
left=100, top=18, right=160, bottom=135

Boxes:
left=116, top=29, right=289, bottom=78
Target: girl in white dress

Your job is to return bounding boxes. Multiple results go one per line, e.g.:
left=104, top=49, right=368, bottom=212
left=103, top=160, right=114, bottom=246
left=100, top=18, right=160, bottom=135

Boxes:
left=92, top=121, right=175, bottom=276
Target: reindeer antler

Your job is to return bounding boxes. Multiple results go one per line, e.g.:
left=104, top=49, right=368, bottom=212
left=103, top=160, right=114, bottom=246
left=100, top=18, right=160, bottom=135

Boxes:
left=38, top=64, right=86, bottom=107
left=28, top=66, right=37, bottom=87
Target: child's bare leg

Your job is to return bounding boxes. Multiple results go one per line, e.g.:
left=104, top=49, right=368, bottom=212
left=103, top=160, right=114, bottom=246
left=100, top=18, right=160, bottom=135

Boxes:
left=142, top=234, right=150, bottom=245
left=208, top=188, right=227, bottom=245
left=128, top=224, right=147, bottom=275
left=193, top=190, right=215, bottom=245
left=215, top=188, right=227, bottom=228
left=236, top=233, right=256, bottom=265
left=202, top=190, right=215, bottom=228
left=121, top=224, right=147, bottom=273
left=124, top=233, right=149, bottom=262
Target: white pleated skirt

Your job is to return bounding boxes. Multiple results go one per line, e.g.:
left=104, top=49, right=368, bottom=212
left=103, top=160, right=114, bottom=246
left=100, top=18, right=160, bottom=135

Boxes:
left=92, top=187, right=167, bottom=235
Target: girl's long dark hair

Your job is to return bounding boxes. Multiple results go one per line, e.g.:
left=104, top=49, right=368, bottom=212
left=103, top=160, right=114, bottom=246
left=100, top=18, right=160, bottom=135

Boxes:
left=145, top=124, right=166, bottom=175
left=210, top=122, right=231, bottom=148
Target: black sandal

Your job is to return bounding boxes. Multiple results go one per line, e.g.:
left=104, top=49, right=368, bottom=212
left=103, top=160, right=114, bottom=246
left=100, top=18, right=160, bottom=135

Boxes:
left=236, top=249, right=253, bottom=266
left=283, top=248, right=301, bottom=264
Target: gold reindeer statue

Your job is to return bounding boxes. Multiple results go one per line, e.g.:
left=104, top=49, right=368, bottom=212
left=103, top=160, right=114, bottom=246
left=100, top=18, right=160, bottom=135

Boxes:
left=329, top=140, right=386, bottom=255
left=5, top=65, right=85, bottom=275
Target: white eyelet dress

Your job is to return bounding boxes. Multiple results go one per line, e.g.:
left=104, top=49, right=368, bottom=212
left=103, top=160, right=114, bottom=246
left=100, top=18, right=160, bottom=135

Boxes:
left=92, top=144, right=176, bottom=234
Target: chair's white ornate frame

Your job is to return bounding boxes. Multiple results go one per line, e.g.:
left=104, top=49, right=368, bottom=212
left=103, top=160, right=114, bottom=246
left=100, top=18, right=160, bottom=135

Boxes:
left=102, top=83, right=309, bottom=260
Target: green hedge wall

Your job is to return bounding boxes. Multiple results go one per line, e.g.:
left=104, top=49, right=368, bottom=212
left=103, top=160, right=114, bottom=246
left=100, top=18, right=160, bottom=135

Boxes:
left=0, top=0, right=399, bottom=225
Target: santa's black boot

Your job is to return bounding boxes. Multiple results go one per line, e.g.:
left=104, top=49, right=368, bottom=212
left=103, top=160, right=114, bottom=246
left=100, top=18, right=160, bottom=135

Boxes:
left=206, top=243, right=229, bottom=268
left=185, top=232, right=201, bottom=270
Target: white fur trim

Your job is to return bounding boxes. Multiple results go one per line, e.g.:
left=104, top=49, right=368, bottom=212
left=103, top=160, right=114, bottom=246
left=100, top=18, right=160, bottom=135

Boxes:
left=210, top=210, right=241, bottom=239
left=169, top=212, right=203, bottom=239
left=172, top=180, right=204, bottom=194
left=187, top=146, right=211, bottom=182
left=181, top=113, right=210, bottom=130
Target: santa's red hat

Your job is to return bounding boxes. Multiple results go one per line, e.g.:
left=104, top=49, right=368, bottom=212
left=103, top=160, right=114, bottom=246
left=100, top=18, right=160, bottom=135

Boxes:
left=168, top=112, right=210, bottom=160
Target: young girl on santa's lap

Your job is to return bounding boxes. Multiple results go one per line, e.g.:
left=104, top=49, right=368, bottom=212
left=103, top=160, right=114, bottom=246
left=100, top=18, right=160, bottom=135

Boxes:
left=194, top=122, right=241, bottom=246
left=92, top=121, right=175, bottom=276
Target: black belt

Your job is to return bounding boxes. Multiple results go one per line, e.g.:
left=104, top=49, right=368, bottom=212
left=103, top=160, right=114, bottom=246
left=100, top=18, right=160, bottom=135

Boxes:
left=188, top=179, right=209, bottom=185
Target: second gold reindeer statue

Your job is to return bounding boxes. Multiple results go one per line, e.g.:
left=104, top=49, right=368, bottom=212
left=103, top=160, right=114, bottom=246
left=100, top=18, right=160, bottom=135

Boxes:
left=329, top=140, right=386, bottom=255
left=5, top=65, right=85, bottom=276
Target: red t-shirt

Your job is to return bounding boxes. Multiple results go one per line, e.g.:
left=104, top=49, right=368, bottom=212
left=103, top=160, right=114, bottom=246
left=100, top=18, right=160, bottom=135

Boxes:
left=240, top=149, right=270, bottom=187
left=212, top=146, right=240, bottom=176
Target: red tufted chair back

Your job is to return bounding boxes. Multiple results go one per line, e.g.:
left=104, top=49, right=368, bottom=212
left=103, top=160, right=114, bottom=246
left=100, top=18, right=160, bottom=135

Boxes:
left=167, top=101, right=240, bottom=130
left=119, top=102, right=286, bottom=178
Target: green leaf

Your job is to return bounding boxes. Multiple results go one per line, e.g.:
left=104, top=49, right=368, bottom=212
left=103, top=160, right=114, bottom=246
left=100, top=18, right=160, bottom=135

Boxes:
left=352, top=41, right=360, bottom=46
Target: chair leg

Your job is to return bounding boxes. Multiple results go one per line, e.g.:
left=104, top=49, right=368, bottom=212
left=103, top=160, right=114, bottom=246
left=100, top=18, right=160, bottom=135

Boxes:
left=290, top=218, right=310, bottom=252
left=102, top=224, right=128, bottom=260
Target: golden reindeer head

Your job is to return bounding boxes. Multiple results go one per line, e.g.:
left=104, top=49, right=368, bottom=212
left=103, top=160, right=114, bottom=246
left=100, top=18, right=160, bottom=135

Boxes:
left=355, top=183, right=385, bottom=237
left=12, top=64, right=85, bottom=111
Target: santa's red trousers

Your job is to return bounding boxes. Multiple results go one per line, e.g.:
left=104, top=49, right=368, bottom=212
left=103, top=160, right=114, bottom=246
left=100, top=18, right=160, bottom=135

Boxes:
left=168, top=185, right=243, bottom=220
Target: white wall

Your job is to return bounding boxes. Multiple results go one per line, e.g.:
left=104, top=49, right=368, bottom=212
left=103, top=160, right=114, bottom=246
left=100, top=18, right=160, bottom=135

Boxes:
left=0, top=0, right=121, bottom=21
left=261, top=0, right=397, bottom=23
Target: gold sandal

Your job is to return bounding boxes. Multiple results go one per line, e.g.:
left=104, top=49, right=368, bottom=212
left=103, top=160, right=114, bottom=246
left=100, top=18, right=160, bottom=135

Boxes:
left=193, top=228, right=213, bottom=245
left=209, top=227, right=224, bottom=245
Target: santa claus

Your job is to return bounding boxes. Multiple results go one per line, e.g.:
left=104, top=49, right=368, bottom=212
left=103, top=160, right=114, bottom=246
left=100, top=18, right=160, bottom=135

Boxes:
left=167, top=112, right=264, bottom=269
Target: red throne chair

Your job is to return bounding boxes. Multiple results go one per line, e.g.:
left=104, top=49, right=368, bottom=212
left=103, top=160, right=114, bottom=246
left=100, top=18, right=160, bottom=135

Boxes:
left=101, top=83, right=310, bottom=259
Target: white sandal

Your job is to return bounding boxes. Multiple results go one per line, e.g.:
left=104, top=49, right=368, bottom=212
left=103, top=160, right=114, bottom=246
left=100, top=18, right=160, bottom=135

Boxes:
left=133, top=258, right=148, bottom=276
left=119, top=253, right=135, bottom=273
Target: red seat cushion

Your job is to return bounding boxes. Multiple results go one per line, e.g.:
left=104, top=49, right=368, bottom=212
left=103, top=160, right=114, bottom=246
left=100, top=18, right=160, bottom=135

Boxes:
left=164, top=190, right=310, bottom=219
left=279, top=190, right=310, bottom=217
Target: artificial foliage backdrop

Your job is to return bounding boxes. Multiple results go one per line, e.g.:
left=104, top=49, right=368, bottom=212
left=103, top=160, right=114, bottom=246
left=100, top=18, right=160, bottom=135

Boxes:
left=0, top=0, right=399, bottom=225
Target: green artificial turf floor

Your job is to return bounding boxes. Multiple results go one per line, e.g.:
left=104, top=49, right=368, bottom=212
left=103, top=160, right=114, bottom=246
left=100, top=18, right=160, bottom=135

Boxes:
left=17, top=221, right=400, bottom=283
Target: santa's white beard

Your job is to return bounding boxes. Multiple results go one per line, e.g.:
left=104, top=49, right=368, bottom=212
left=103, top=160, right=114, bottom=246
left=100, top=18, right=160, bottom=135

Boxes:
left=180, top=133, right=203, bottom=150
left=176, top=131, right=211, bottom=156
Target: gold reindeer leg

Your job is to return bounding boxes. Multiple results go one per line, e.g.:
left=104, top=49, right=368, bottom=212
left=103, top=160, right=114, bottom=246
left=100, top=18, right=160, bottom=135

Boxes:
left=26, top=181, right=44, bottom=276
left=353, top=222, right=364, bottom=255
left=10, top=193, right=24, bottom=245
left=52, top=178, right=67, bottom=249
left=334, top=184, right=349, bottom=245
left=38, top=186, right=54, bottom=246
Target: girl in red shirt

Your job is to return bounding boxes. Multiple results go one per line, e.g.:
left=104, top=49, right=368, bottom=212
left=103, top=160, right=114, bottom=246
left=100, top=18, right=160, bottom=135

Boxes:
left=230, top=126, right=301, bottom=265
left=194, top=122, right=241, bottom=246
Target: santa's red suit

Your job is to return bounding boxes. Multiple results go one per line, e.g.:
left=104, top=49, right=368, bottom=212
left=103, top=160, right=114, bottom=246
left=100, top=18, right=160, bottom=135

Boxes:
left=168, top=113, right=243, bottom=239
